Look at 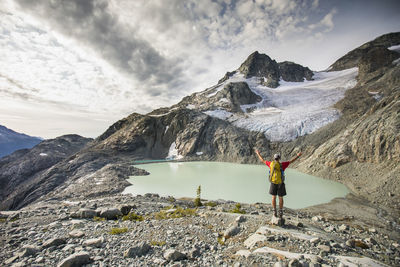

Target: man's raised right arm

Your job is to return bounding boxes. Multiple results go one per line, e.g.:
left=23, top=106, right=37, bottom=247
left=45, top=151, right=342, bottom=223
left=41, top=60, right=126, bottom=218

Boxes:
left=255, top=149, right=265, bottom=163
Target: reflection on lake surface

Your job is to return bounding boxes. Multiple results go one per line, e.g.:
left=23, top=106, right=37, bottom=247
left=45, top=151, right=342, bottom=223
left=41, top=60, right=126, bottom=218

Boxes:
left=124, top=161, right=349, bottom=209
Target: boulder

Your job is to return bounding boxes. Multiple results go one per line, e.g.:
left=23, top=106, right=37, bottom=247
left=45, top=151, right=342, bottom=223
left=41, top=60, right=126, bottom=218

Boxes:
left=123, top=242, right=151, bottom=258
left=99, top=208, right=122, bottom=220
left=42, top=237, right=66, bottom=248
left=68, top=230, right=85, bottom=238
left=223, top=224, right=240, bottom=238
left=57, top=251, right=91, bottom=267
left=118, top=204, right=135, bottom=215
left=163, top=249, right=187, bottom=261
left=244, top=233, right=267, bottom=249
left=18, top=245, right=40, bottom=258
left=71, top=209, right=97, bottom=219
left=270, top=215, right=285, bottom=226
left=83, top=237, right=103, bottom=248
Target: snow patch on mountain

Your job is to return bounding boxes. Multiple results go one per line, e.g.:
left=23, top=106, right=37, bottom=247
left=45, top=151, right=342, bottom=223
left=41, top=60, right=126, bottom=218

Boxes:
left=166, top=142, right=184, bottom=160
left=388, top=44, right=400, bottom=52
left=203, top=68, right=358, bottom=142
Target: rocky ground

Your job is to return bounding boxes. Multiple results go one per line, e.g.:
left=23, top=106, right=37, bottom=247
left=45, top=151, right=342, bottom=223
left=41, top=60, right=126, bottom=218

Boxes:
left=1, top=193, right=399, bottom=267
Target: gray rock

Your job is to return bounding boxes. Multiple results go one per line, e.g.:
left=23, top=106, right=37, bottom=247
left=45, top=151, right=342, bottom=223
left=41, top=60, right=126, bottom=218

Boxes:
left=83, top=237, right=103, bottom=248
left=289, top=258, right=302, bottom=267
left=118, top=204, right=135, bottom=215
left=18, top=245, right=40, bottom=258
left=364, top=237, right=377, bottom=245
left=42, top=237, right=66, bottom=248
left=317, top=244, right=331, bottom=253
left=188, top=247, right=201, bottom=258
left=274, top=261, right=287, bottom=267
left=163, top=249, right=187, bottom=262
left=99, top=208, right=122, bottom=220
left=271, top=216, right=285, bottom=226
left=71, top=209, right=97, bottom=219
left=69, top=230, right=85, bottom=238
left=124, top=242, right=151, bottom=258
left=57, top=251, right=91, bottom=267
left=223, top=224, right=240, bottom=238
left=310, top=237, right=320, bottom=244
left=324, top=225, right=335, bottom=232
left=235, top=215, right=246, bottom=223
left=338, top=224, right=349, bottom=231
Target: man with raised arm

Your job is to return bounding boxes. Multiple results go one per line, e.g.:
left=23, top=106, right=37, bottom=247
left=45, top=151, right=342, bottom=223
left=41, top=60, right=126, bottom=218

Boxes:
left=255, top=149, right=302, bottom=219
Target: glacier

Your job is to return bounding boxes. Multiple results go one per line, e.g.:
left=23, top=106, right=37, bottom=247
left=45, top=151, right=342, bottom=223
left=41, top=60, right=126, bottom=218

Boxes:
left=203, top=68, right=358, bottom=142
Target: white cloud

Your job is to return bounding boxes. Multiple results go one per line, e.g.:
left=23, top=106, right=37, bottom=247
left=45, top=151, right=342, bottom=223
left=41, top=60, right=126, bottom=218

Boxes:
left=0, top=0, right=346, bottom=138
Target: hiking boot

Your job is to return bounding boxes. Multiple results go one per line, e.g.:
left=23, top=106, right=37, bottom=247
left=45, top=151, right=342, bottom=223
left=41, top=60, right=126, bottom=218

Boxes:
left=279, top=209, right=283, bottom=219
left=273, top=209, right=278, bottom=217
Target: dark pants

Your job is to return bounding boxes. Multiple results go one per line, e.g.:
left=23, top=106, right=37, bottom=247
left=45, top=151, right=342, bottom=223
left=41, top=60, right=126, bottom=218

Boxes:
left=269, top=183, right=287, bottom=196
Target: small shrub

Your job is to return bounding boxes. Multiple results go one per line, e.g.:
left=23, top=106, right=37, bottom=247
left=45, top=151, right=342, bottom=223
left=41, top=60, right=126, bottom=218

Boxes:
left=122, top=212, right=144, bottom=222
left=152, top=206, right=197, bottom=220
left=150, top=240, right=166, bottom=246
left=194, top=185, right=203, bottom=207
left=109, top=227, right=128, bottom=235
left=168, top=196, right=176, bottom=203
left=205, top=201, right=217, bottom=207
left=0, top=218, right=6, bottom=223
left=217, top=235, right=225, bottom=245
left=230, top=203, right=246, bottom=214
left=93, top=216, right=105, bottom=222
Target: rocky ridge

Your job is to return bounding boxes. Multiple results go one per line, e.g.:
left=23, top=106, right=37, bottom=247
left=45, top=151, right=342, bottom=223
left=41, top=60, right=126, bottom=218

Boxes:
left=0, top=194, right=399, bottom=267
left=0, top=125, right=42, bottom=158
left=0, top=135, right=92, bottom=210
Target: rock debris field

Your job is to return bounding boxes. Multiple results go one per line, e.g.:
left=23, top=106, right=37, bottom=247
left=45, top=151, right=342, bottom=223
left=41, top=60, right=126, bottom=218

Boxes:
left=0, top=194, right=399, bottom=267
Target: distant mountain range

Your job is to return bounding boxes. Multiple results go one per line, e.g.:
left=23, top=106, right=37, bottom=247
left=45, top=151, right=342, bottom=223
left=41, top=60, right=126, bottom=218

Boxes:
left=0, top=125, right=43, bottom=158
left=0, top=32, right=399, bottom=212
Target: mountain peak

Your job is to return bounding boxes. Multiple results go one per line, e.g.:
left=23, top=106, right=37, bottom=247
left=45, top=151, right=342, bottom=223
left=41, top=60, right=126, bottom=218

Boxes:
left=237, top=51, right=313, bottom=87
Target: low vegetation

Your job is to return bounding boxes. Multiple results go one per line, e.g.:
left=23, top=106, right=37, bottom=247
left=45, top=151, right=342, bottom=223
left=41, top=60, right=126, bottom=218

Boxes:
left=151, top=206, right=197, bottom=220
left=194, top=185, right=203, bottom=207
left=93, top=216, right=105, bottom=222
left=230, top=203, right=246, bottom=214
left=122, top=212, right=144, bottom=222
left=150, top=240, right=166, bottom=246
left=205, top=201, right=217, bottom=207
left=109, top=227, right=129, bottom=235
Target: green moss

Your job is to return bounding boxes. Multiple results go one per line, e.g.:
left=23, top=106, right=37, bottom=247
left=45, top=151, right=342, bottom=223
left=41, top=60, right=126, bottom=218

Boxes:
left=152, top=206, right=197, bottom=220
left=217, top=235, right=225, bottom=245
left=109, top=227, right=129, bottom=235
left=93, top=216, right=105, bottom=222
left=205, top=201, right=217, bottom=207
left=150, top=240, right=166, bottom=246
left=194, top=185, right=203, bottom=207
left=229, top=203, right=246, bottom=214
left=122, top=212, right=144, bottom=222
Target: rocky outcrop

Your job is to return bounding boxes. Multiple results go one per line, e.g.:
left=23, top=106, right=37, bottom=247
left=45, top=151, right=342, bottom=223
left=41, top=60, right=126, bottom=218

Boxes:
left=329, top=32, right=400, bottom=71
left=217, top=82, right=262, bottom=112
left=279, top=44, right=400, bottom=211
left=92, top=108, right=269, bottom=163
left=239, top=51, right=280, bottom=87
left=238, top=51, right=313, bottom=87
left=0, top=135, right=92, bottom=210
left=0, top=125, right=42, bottom=158
left=278, top=61, right=313, bottom=82
left=357, top=47, right=399, bottom=81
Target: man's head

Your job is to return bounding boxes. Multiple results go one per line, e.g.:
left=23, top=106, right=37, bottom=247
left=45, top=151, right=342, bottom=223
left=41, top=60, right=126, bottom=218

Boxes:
left=274, top=153, right=281, bottom=160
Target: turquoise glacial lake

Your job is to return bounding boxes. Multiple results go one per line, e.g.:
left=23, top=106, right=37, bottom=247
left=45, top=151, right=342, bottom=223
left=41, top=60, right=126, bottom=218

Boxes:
left=124, top=161, right=349, bottom=209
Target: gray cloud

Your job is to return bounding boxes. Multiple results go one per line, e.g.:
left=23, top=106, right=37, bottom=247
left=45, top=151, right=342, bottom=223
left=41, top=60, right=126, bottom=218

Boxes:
left=14, top=0, right=183, bottom=90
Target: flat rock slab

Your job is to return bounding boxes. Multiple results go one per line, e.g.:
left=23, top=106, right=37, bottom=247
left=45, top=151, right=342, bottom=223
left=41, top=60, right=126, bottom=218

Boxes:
left=57, top=251, right=91, bottom=267
left=164, top=249, right=187, bottom=262
left=244, top=233, right=267, bottom=249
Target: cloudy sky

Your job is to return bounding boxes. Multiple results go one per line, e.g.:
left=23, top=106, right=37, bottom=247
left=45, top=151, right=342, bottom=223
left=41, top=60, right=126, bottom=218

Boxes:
left=0, top=0, right=399, bottom=139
